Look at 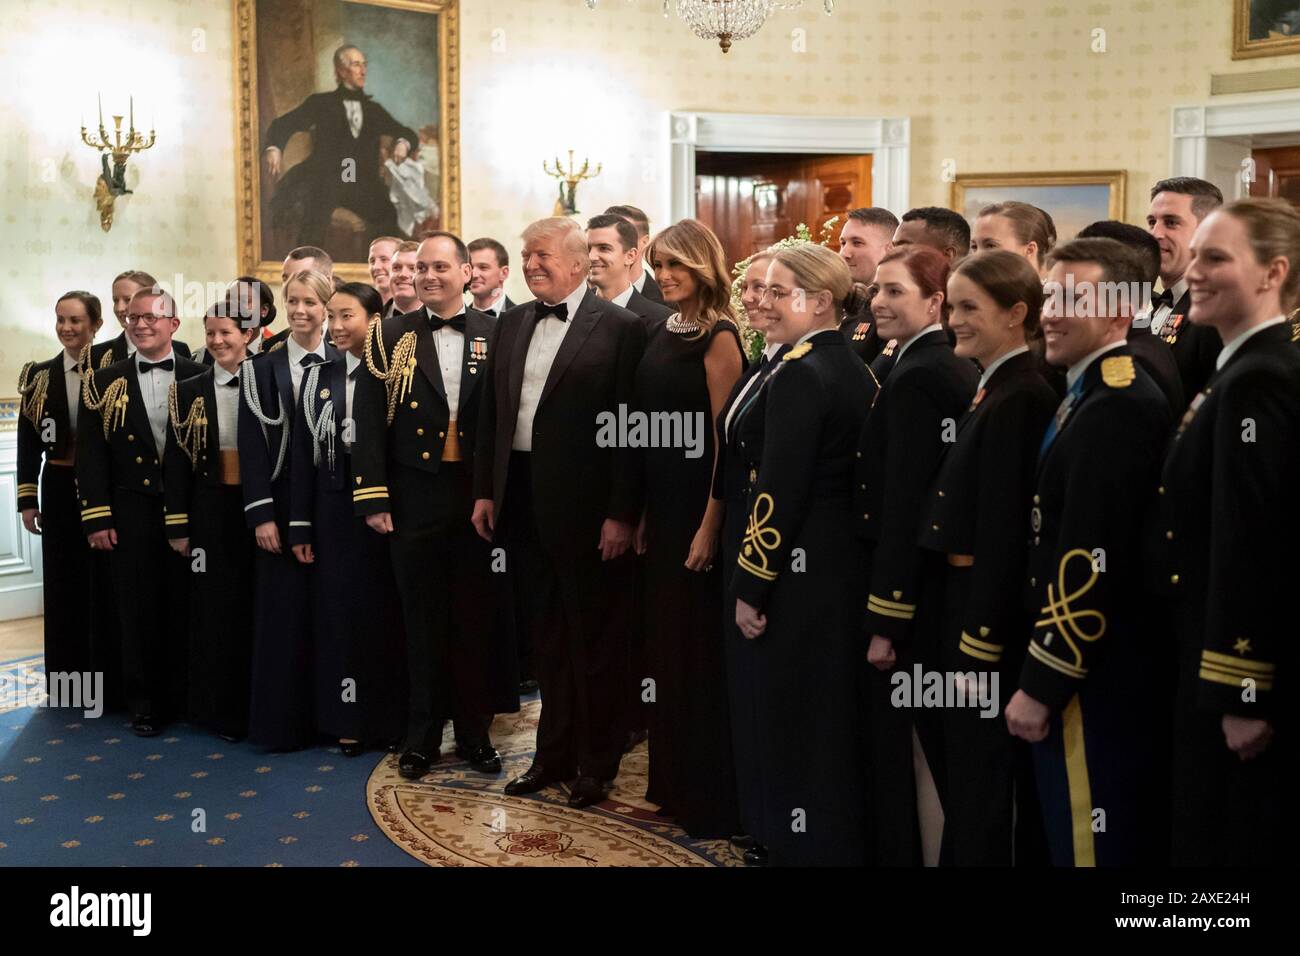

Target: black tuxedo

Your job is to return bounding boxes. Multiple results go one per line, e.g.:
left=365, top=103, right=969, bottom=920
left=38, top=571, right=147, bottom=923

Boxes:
left=473, top=289, right=646, bottom=781
left=1147, top=322, right=1299, bottom=865
left=637, top=270, right=664, bottom=304
left=90, top=331, right=191, bottom=370
left=264, top=86, right=418, bottom=244
left=623, top=287, right=673, bottom=334
left=352, top=308, right=518, bottom=752
left=1158, top=288, right=1221, bottom=403
left=75, top=354, right=205, bottom=720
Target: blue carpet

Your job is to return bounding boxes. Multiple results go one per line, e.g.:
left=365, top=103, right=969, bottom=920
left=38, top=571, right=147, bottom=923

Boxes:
left=0, top=656, right=420, bottom=867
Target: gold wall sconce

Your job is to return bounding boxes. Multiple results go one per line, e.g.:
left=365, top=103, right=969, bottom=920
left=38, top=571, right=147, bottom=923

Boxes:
left=544, top=150, right=602, bottom=217
left=80, top=94, right=157, bottom=232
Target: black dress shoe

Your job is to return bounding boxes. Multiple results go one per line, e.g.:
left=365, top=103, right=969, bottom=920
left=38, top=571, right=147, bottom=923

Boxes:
left=340, top=739, right=364, bottom=758
left=743, top=845, right=769, bottom=866
left=216, top=732, right=243, bottom=744
left=730, top=833, right=758, bottom=850
left=398, top=750, right=434, bottom=779
left=131, top=715, right=162, bottom=738
left=567, top=776, right=605, bottom=809
left=504, top=765, right=561, bottom=795
left=463, top=745, right=502, bottom=774
left=385, top=740, right=402, bottom=754
left=518, top=678, right=540, bottom=694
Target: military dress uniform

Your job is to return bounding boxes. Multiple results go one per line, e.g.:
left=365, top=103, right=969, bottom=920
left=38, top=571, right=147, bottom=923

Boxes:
left=854, top=325, right=978, bottom=866
left=239, top=336, right=338, bottom=749
left=288, top=353, right=407, bottom=748
left=917, top=347, right=1057, bottom=865
left=90, top=330, right=191, bottom=369
left=1147, top=319, right=1298, bottom=865
left=1146, top=284, right=1220, bottom=405
left=352, top=307, right=518, bottom=763
left=839, top=302, right=883, bottom=366
left=162, top=364, right=255, bottom=738
left=729, top=328, right=875, bottom=866
left=16, top=352, right=95, bottom=681
left=76, top=352, right=205, bottom=725
left=1019, top=346, right=1173, bottom=866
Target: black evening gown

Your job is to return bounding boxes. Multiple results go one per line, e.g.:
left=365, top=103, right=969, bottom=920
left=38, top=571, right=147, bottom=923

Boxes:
left=634, top=318, right=744, bottom=838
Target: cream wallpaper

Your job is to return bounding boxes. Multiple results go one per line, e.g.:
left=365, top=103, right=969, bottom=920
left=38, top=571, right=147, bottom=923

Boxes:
left=3, top=0, right=1299, bottom=389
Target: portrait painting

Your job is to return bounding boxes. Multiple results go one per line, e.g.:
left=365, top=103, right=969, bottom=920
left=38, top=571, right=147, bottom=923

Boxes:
left=234, top=0, right=460, bottom=282
left=950, top=171, right=1127, bottom=244
left=1233, top=0, right=1300, bottom=59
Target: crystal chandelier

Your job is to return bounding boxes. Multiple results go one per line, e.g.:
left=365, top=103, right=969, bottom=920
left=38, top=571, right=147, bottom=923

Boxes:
left=585, top=1, right=835, bottom=53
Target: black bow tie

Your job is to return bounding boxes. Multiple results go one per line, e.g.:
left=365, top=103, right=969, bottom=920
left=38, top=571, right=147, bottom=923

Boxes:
left=299, top=353, right=325, bottom=368
left=337, top=86, right=370, bottom=102
left=138, top=359, right=173, bottom=373
left=428, top=313, right=466, bottom=333
left=222, top=374, right=240, bottom=388
left=1152, top=288, right=1175, bottom=310
left=535, top=302, right=569, bottom=323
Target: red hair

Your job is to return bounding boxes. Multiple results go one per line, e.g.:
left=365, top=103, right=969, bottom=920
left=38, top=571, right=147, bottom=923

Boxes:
left=876, top=244, right=952, bottom=320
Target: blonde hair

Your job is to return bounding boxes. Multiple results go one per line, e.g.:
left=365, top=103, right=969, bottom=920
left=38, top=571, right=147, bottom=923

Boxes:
left=284, top=269, right=334, bottom=304
left=771, top=243, right=865, bottom=321
left=1221, top=197, right=1300, bottom=311
left=522, top=217, right=589, bottom=265
left=645, top=218, right=736, bottom=333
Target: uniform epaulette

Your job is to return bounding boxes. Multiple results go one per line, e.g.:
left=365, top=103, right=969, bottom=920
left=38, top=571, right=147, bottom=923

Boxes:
left=782, top=341, right=813, bottom=362
left=82, top=368, right=130, bottom=439
left=268, top=339, right=286, bottom=353
left=17, top=361, right=49, bottom=428
left=168, top=380, right=207, bottom=468
left=1100, top=355, right=1135, bottom=389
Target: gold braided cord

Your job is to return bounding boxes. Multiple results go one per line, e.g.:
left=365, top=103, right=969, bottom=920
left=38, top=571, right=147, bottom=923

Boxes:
left=81, top=369, right=129, bottom=440
left=17, top=362, right=49, bottom=429
left=167, top=382, right=207, bottom=469
left=98, top=349, right=114, bottom=370
left=75, top=341, right=94, bottom=376
left=362, top=317, right=417, bottom=426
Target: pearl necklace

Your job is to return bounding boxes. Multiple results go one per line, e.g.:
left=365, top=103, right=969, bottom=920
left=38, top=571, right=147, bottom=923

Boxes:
left=666, top=313, right=702, bottom=335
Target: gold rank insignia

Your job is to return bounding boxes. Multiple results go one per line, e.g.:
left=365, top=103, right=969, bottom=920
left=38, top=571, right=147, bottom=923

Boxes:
left=1100, top=355, right=1135, bottom=388
left=783, top=341, right=813, bottom=361
left=851, top=322, right=870, bottom=342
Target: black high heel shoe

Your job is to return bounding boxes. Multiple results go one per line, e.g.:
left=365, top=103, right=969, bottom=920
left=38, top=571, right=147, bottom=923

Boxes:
left=339, top=739, right=364, bottom=757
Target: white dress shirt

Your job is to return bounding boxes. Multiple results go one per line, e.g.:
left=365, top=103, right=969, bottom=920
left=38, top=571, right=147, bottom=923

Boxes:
left=977, top=344, right=1030, bottom=392
left=483, top=290, right=508, bottom=317
left=1066, top=340, right=1126, bottom=391
left=343, top=100, right=362, bottom=139
left=427, top=306, right=466, bottom=414
left=213, top=364, right=241, bottom=450
left=344, top=351, right=361, bottom=449
left=513, top=282, right=588, bottom=451
left=1215, top=316, right=1286, bottom=371
left=724, top=341, right=784, bottom=441
left=895, top=322, right=944, bottom=363
left=1149, top=277, right=1188, bottom=335
left=632, top=268, right=648, bottom=293
left=135, top=350, right=175, bottom=453
left=62, top=351, right=81, bottom=434
left=286, top=335, right=327, bottom=403
left=611, top=283, right=636, bottom=309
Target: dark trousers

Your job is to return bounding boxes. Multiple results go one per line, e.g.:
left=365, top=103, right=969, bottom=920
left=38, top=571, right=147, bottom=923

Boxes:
left=109, top=490, right=189, bottom=718
left=38, top=464, right=92, bottom=681
left=503, top=453, right=631, bottom=781
left=389, top=462, right=494, bottom=753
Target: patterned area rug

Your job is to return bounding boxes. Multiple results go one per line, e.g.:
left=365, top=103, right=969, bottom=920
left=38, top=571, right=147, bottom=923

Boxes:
left=369, top=698, right=743, bottom=867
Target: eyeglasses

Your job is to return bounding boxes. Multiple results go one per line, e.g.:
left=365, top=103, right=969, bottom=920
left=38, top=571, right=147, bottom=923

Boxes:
left=126, top=313, right=172, bottom=325
left=759, top=287, right=792, bottom=303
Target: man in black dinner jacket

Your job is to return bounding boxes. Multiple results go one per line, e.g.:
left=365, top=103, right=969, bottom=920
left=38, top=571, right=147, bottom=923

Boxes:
left=472, top=217, right=646, bottom=808
left=605, top=204, right=663, bottom=303
left=586, top=213, right=672, bottom=333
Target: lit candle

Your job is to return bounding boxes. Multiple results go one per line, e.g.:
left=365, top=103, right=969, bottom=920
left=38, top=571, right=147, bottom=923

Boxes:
left=98, top=92, right=104, bottom=130
left=130, top=95, right=134, bottom=132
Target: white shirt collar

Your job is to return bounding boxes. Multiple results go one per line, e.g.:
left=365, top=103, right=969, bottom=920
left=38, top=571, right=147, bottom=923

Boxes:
left=1216, top=316, right=1285, bottom=371
left=977, top=344, right=1030, bottom=392
left=426, top=303, right=468, bottom=322
left=542, top=281, right=589, bottom=319
left=213, top=363, right=239, bottom=386
left=286, top=334, right=326, bottom=365
left=1066, top=340, right=1125, bottom=390
left=896, top=322, right=944, bottom=362
left=345, top=351, right=362, bottom=376
left=63, top=351, right=80, bottom=373
left=631, top=268, right=647, bottom=293
left=610, top=283, right=636, bottom=309
left=762, top=341, right=783, bottom=360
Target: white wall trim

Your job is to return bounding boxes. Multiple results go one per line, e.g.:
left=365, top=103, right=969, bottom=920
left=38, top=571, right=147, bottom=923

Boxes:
left=1170, top=92, right=1300, bottom=201
left=0, top=428, right=43, bottom=622
left=666, top=111, right=911, bottom=223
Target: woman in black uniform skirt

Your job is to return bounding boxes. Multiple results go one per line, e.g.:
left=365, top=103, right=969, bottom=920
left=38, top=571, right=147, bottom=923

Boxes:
left=731, top=244, right=876, bottom=866
left=163, top=299, right=259, bottom=740
left=634, top=219, right=745, bottom=838
left=16, top=291, right=104, bottom=685
left=1150, top=198, right=1300, bottom=865
left=239, top=269, right=339, bottom=749
left=289, top=282, right=406, bottom=757
left=857, top=245, right=978, bottom=866
left=916, top=250, right=1058, bottom=865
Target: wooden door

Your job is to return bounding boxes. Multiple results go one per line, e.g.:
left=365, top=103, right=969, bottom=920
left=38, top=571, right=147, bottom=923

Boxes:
left=695, top=152, right=873, bottom=272
left=1249, top=145, right=1300, bottom=212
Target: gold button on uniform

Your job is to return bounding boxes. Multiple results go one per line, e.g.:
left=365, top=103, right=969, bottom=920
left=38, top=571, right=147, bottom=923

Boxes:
left=416, top=428, right=424, bottom=436
left=143, top=479, right=150, bottom=487
left=135, top=456, right=143, bottom=464
left=1030, top=577, right=1037, bottom=587
left=421, top=452, right=430, bottom=460
left=1158, top=485, right=1165, bottom=495
left=1165, top=530, right=1174, bottom=540
left=1170, top=574, right=1179, bottom=585
left=128, top=434, right=135, bottom=442
left=410, top=401, right=418, bottom=409
left=438, top=431, right=445, bottom=438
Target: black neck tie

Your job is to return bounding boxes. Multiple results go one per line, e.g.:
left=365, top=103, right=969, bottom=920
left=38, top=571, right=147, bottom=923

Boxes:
left=138, top=359, right=173, bottom=373
left=299, top=353, right=324, bottom=368
left=428, top=313, right=466, bottom=333
left=535, top=302, right=569, bottom=323
left=1151, top=288, right=1174, bottom=310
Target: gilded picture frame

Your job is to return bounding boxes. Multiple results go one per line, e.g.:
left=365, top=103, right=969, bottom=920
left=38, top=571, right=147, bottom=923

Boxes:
left=233, top=0, right=460, bottom=284
left=950, top=171, right=1127, bottom=242
left=1232, top=1, right=1300, bottom=60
